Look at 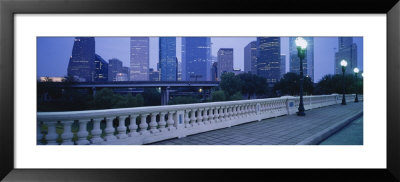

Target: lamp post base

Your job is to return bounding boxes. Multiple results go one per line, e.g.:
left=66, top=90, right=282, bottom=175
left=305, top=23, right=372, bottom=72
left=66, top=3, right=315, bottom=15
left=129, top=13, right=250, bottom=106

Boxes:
left=297, top=111, right=306, bottom=116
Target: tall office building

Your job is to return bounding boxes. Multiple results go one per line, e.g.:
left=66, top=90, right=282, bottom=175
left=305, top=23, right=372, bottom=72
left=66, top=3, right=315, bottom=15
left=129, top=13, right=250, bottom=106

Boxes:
left=217, top=48, right=234, bottom=78
left=181, top=37, right=211, bottom=81
left=159, top=37, right=177, bottom=81
left=280, top=54, right=286, bottom=79
left=108, top=58, right=123, bottom=82
left=335, top=37, right=357, bottom=75
left=94, top=54, right=108, bottom=82
left=211, top=62, right=218, bottom=81
left=244, top=41, right=257, bottom=75
left=256, top=37, right=281, bottom=83
left=67, top=37, right=96, bottom=82
left=130, top=37, right=149, bottom=81
left=123, top=67, right=130, bottom=81
left=289, top=37, right=314, bottom=81
left=149, top=68, right=160, bottom=81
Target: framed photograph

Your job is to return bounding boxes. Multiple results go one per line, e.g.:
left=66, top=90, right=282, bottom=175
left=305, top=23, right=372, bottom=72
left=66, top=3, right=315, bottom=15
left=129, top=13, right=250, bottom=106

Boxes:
left=1, top=0, right=399, bottom=181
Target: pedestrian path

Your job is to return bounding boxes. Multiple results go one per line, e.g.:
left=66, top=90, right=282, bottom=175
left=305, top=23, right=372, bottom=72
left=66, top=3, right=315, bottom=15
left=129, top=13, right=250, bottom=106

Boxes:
left=149, top=102, right=363, bottom=145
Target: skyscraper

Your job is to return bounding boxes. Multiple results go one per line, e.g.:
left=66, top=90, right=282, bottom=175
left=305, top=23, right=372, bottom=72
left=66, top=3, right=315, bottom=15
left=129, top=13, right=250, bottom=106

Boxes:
left=280, top=54, right=286, bottom=79
left=181, top=37, right=211, bottom=81
left=335, top=37, right=357, bottom=75
left=159, top=37, right=177, bottom=81
left=94, top=54, right=108, bottom=82
left=130, top=37, right=149, bottom=81
left=289, top=37, right=314, bottom=81
left=256, top=37, right=281, bottom=83
left=67, top=37, right=96, bottom=82
left=217, top=48, right=234, bottom=78
left=108, top=58, right=123, bottom=82
left=211, top=62, right=218, bottom=81
left=244, top=41, right=257, bottom=75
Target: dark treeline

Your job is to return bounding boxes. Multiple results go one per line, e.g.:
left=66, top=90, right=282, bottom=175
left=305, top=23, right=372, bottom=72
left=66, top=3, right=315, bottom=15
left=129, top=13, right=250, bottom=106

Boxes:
left=38, top=72, right=362, bottom=112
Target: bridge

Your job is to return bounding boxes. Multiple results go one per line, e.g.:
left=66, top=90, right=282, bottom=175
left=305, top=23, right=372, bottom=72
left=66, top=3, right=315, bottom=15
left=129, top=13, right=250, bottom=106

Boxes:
left=38, top=81, right=220, bottom=105
left=36, top=94, right=362, bottom=145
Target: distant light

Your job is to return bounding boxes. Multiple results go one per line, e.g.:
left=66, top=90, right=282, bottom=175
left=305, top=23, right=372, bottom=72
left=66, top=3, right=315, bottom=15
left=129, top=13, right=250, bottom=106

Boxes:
left=353, top=68, right=359, bottom=73
left=340, top=60, right=347, bottom=67
left=199, top=88, right=203, bottom=93
left=295, top=37, right=307, bottom=49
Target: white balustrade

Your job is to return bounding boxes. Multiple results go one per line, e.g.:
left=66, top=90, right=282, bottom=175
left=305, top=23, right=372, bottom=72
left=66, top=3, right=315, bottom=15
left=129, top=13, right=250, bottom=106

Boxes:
left=61, top=120, right=74, bottom=145
left=149, top=113, right=159, bottom=134
left=104, top=117, right=117, bottom=141
left=128, top=114, right=139, bottom=137
left=90, top=118, right=104, bottom=144
left=139, top=114, right=149, bottom=135
left=45, top=121, right=58, bottom=145
left=37, top=94, right=359, bottom=145
left=167, top=111, right=176, bottom=131
left=117, top=116, right=128, bottom=139
left=76, top=119, right=90, bottom=145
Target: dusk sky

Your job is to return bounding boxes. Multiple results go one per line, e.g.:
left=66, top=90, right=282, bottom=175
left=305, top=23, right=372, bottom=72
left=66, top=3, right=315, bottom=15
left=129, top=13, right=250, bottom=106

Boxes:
left=37, top=37, right=363, bottom=82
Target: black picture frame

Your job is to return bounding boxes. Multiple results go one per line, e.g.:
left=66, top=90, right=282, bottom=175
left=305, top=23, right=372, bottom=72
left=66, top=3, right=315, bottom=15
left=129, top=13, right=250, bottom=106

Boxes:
left=1, top=0, right=399, bottom=181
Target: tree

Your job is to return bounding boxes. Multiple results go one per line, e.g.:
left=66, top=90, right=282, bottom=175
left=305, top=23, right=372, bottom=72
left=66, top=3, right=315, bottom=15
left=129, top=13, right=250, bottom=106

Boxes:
left=315, top=74, right=362, bottom=95
left=168, top=96, right=200, bottom=105
left=273, top=72, right=313, bottom=96
left=210, top=90, right=226, bottom=102
left=219, top=72, right=243, bottom=97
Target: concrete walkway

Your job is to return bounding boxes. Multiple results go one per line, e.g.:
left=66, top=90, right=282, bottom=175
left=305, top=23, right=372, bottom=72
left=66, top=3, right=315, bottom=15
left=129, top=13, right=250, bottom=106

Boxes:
left=149, top=102, right=363, bottom=145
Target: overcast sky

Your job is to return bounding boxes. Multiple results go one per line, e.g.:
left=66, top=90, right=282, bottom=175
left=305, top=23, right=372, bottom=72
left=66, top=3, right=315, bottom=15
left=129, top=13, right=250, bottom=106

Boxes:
left=37, top=37, right=363, bottom=82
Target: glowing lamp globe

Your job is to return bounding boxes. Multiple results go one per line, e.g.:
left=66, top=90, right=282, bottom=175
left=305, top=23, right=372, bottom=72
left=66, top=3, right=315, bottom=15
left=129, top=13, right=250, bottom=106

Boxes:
left=295, top=37, right=308, bottom=49
left=354, top=68, right=359, bottom=73
left=340, top=60, right=348, bottom=67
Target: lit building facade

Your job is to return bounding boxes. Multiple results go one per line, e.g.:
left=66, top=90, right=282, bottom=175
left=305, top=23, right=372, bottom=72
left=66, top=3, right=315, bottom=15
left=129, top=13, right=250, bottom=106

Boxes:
left=67, top=37, right=96, bottom=82
left=108, top=58, right=123, bottom=82
left=280, top=54, right=286, bottom=79
left=335, top=37, right=357, bottom=75
left=130, top=37, right=149, bottom=81
left=289, top=37, right=314, bottom=81
left=181, top=37, right=211, bottom=81
left=94, top=54, right=108, bottom=82
left=244, top=41, right=257, bottom=75
left=256, top=37, right=281, bottom=83
left=159, top=37, right=177, bottom=81
left=217, top=48, right=234, bottom=78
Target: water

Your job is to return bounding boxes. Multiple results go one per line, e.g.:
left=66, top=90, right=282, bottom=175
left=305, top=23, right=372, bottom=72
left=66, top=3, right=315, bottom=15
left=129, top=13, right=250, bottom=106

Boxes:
left=319, top=116, right=363, bottom=145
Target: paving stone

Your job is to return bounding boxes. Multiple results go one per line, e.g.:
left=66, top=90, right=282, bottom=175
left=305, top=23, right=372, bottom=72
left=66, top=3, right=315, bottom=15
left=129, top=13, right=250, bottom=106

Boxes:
left=150, top=102, right=363, bottom=145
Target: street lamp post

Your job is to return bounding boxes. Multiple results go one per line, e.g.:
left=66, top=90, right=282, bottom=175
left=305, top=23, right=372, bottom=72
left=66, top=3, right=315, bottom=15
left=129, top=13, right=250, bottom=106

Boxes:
left=340, top=60, right=348, bottom=105
left=295, top=37, right=307, bottom=116
left=353, top=68, right=359, bottom=102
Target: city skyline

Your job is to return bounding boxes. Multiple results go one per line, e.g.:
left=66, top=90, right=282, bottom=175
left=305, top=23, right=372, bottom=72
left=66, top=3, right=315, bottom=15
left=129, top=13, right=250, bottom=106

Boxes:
left=37, top=36, right=363, bottom=82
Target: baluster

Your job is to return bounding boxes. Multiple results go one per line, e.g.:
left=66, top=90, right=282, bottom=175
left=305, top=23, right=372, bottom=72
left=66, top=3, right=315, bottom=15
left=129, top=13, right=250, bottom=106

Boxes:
left=202, top=108, right=209, bottom=124
left=37, top=121, right=43, bottom=145
left=90, top=118, right=104, bottom=144
left=104, top=117, right=117, bottom=141
left=45, top=121, right=59, bottom=145
left=128, top=114, right=139, bottom=137
left=139, top=113, right=149, bottom=135
left=213, top=107, right=220, bottom=122
left=233, top=105, right=238, bottom=119
left=184, top=110, right=191, bottom=128
left=218, top=107, right=224, bottom=122
left=239, top=105, right=244, bottom=118
left=117, top=116, right=128, bottom=139
left=196, top=108, right=204, bottom=125
left=61, top=120, right=74, bottom=145
left=190, top=109, right=197, bottom=126
left=229, top=106, right=234, bottom=120
left=76, top=119, right=90, bottom=145
left=167, top=111, right=176, bottom=130
left=149, top=113, right=159, bottom=133
left=208, top=107, right=214, bottom=124
left=159, top=112, right=167, bottom=132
